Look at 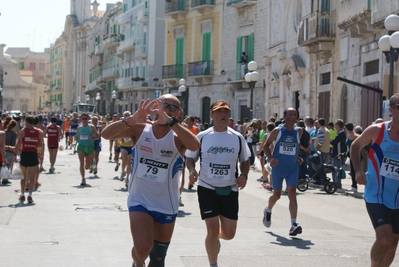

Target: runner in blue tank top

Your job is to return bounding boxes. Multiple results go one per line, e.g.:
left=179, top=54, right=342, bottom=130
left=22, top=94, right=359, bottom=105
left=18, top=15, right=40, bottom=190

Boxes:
left=350, top=93, right=399, bottom=267
left=262, top=108, right=304, bottom=236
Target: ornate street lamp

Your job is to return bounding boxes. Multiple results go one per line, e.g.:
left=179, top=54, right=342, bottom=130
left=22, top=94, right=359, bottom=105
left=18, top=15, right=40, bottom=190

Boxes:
left=111, top=90, right=117, bottom=114
left=178, top=79, right=186, bottom=114
left=378, top=14, right=399, bottom=98
left=244, top=61, right=259, bottom=119
left=96, top=92, right=101, bottom=114
left=85, top=95, right=90, bottom=103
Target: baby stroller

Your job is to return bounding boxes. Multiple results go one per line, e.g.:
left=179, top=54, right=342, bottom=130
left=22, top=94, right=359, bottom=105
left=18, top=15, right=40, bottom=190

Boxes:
left=297, top=151, right=345, bottom=194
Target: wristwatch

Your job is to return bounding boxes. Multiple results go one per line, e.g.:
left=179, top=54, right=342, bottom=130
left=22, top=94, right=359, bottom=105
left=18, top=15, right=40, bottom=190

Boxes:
left=167, top=117, right=178, bottom=127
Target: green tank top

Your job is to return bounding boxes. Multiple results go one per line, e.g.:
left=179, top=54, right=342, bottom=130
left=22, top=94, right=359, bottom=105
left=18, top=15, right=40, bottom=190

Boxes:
left=77, top=125, right=95, bottom=146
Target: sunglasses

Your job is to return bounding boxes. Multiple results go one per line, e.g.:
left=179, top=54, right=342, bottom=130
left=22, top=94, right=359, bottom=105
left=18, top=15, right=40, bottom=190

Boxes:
left=162, top=101, right=179, bottom=112
left=391, top=105, right=399, bottom=110
left=81, top=117, right=89, bottom=120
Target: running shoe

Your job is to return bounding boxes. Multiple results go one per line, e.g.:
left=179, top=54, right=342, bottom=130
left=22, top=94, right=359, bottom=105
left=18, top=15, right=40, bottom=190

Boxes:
left=179, top=197, right=184, bottom=207
left=289, top=223, right=302, bottom=236
left=346, top=187, right=357, bottom=192
left=19, top=195, right=25, bottom=201
left=115, top=163, right=120, bottom=172
left=89, top=166, right=94, bottom=173
left=93, top=166, right=97, bottom=175
left=263, top=208, right=271, bottom=228
left=109, top=153, right=112, bottom=161
left=119, top=171, right=126, bottom=181
left=80, top=179, right=86, bottom=186
left=27, top=196, right=34, bottom=203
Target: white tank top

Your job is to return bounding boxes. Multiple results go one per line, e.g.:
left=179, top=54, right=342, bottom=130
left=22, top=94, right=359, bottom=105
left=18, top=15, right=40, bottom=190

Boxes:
left=127, top=124, right=184, bottom=214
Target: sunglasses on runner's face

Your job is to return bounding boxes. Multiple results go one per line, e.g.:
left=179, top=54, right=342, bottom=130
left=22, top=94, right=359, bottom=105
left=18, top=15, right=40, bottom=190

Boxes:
left=392, top=104, right=399, bottom=110
left=81, top=117, right=89, bottom=120
left=162, top=101, right=179, bottom=112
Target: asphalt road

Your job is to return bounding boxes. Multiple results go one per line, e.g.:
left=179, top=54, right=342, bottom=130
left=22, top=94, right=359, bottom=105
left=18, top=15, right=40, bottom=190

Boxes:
left=0, top=138, right=397, bottom=267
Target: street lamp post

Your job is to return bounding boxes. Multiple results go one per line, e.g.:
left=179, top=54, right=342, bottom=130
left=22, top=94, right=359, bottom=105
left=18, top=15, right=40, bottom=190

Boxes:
left=96, top=92, right=101, bottom=114
left=0, top=86, right=3, bottom=111
left=178, top=79, right=186, bottom=114
left=111, top=90, right=117, bottom=114
left=244, top=61, right=259, bottom=119
left=378, top=14, right=399, bottom=98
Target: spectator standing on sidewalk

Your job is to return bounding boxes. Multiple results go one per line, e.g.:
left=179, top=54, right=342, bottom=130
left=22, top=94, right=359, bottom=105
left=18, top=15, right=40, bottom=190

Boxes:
left=263, top=108, right=304, bottom=236
left=330, top=119, right=347, bottom=189
left=102, top=95, right=200, bottom=267
left=186, top=100, right=250, bottom=267
left=344, top=123, right=360, bottom=192
left=350, top=93, right=399, bottom=267
left=314, top=118, right=330, bottom=184
left=14, top=115, right=44, bottom=203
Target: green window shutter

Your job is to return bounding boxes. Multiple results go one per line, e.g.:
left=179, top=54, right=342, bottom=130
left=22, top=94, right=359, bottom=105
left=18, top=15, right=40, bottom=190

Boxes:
left=142, top=66, right=146, bottom=78
left=132, top=0, right=135, bottom=7
left=178, top=0, right=185, bottom=11
left=175, top=38, right=184, bottom=78
left=236, top=37, right=242, bottom=63
left=321, top=0, right=330, bottom=12
left=143, top=32, right=147, bottom=45
left=107, top=81, right=112, bottom=93
left=247, top=34, right=254, bottom=61
left=19, top=62, right=25, bottom=69
left=136, top=66, right=139, bottom=76
left=202, top=32, right=211, bottom=61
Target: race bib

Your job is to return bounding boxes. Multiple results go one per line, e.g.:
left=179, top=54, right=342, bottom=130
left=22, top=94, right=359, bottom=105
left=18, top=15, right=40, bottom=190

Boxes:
left=380, top=157, right=399, bottom=180
left=207, top=163, right=230, bottom=180
left=70, top=128, right=77, bottom=133
left=137, top=157, right=168, bottom=183
left=279, top=143, right=296, bottom=156
left=80, top=134, right=89, bottom=140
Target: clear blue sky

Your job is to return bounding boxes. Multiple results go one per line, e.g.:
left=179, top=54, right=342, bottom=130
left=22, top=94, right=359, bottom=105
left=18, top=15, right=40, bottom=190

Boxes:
left=0, top=0, right=70, bottom=52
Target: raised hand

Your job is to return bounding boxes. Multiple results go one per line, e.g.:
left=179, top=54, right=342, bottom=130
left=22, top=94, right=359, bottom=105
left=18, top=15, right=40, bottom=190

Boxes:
left=126, top=99, right=153, bottom=125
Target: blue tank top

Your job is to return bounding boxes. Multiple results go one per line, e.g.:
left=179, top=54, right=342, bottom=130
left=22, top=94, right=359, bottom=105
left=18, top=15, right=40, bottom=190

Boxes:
left=272, top=125, right=300, bottom=170
left=93, top=125, right=101, bottom=146
left=366, top=122, right=399, bottom=209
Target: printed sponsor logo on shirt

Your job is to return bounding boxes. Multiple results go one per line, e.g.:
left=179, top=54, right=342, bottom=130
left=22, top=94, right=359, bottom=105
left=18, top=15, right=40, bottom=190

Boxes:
left=145, top=137, right=151, bottom=142
left=284, top=136, right=294, bottom=142
left=140, top=145, right=153, bottom=153
left=160, top=149, right=173, bottom=157
left=139, top=157, right=168, bottom=169
left=207, top=146, right=235, bottom=154
left=25, top=137, right=38, bottom=143
left=165, top=216, right=173, bottom=220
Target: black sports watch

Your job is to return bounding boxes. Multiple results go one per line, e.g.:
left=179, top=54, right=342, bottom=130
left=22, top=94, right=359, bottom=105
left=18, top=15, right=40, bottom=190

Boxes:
left=167, top=116, right=178, bottom=127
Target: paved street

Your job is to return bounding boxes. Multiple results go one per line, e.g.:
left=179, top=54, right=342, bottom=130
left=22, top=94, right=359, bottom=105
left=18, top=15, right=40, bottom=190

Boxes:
left=0, top=138, right=398, bottom=267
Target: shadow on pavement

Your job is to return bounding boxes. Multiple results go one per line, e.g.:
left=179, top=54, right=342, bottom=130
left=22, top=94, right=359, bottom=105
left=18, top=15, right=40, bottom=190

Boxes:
left=266, top=231, right=314, bottom=249
left=177, top=210, right=192, bottom=217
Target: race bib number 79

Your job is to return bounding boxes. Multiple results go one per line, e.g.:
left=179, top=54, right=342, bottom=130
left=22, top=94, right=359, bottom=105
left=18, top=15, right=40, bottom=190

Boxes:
left=380, top=157, right=399, bottom=180
left=137, top=157, right=169, bottom=183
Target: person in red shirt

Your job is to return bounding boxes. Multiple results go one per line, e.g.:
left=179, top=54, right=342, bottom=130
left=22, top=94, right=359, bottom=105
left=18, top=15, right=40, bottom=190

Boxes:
left=14, top=115, right=44, bottom=203
left=45, top=117, right=63, bottom=173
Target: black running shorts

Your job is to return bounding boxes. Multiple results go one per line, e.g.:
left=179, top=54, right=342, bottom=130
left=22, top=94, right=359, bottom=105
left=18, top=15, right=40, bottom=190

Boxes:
left=197, top=185, right=239, bottom=220
left=366, top=202, right=399, bottom=234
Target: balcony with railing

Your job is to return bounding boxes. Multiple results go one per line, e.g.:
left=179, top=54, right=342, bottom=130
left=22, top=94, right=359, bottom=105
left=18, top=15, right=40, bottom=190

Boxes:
left=191, top=0, right=215, bottom=13
left=135, top=44, right=147, bottom=59
left=165, top=0, right=187, bottom=20
left=298, top=10, right=336, bottom=49
left=137, top=9, right=149, bottom=24
left=227, top=0, right=256, bottom=8
left=162, top=64, right=186, bottom=85
left=103, top=68, right=120, bottom=79
left=103, top=34, right=123, bottom=49
left=119, top=37, right=136, bottom=53
left=188, top=60, right=214, bottom=83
